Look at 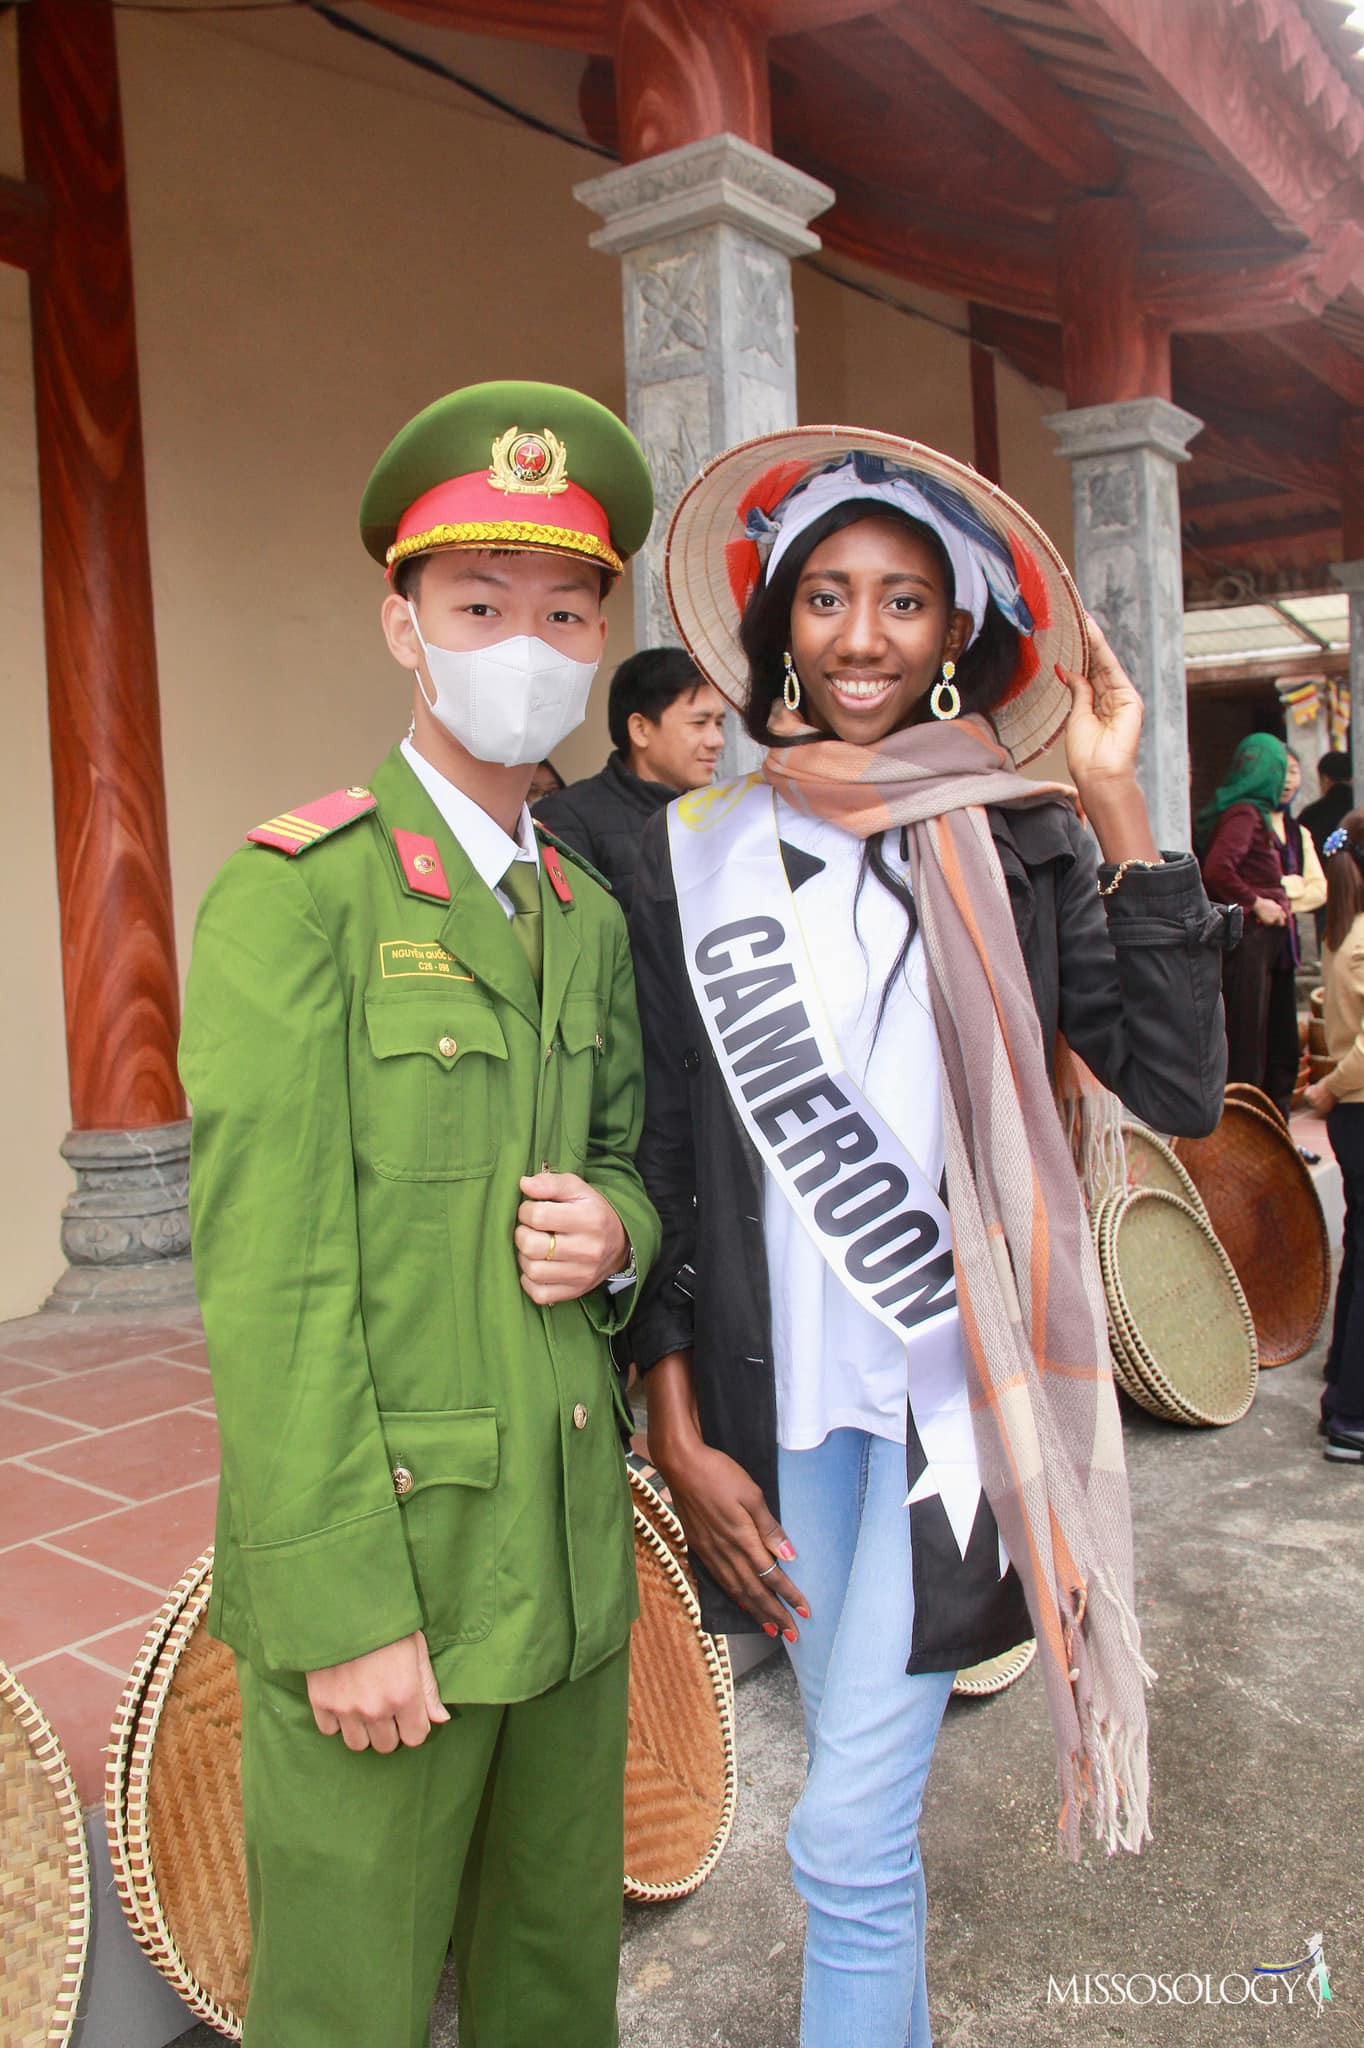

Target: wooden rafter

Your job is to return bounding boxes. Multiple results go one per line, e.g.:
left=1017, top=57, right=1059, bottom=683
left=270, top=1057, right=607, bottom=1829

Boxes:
left=876, top=0, right=1123, bottom=188
left=1062, top=0, right=1364, bottom=242
left=1141, top=233, right=1364, bottom=331
left=1264, top=317, right=1364, bottom=404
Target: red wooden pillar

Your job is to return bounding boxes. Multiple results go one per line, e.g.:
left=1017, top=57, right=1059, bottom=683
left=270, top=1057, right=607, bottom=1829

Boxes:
left=1057, top=197, right=1170, bottom=407
left=19, top=0, right=192, bottom=1307
left=615, top=0, right=771, bottom=162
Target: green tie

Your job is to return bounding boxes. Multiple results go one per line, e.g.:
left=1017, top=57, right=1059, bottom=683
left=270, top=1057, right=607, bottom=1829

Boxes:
left=500, top=858, right=543, bottom=990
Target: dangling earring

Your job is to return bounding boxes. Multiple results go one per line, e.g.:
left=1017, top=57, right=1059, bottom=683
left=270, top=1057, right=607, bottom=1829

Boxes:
left=930, top=659, right=960, bottom=721
left=782, top=650, right=802, bottom=713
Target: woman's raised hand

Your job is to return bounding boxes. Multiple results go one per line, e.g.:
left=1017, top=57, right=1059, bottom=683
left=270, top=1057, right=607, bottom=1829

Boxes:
left=1056, top=613, right=1162, bottom=866
left=1058, top=612, right=1144, bottom=796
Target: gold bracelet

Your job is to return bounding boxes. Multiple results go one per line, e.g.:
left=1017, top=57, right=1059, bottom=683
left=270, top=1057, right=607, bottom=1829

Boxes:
left=1097, top=857, right=1163, bottom=898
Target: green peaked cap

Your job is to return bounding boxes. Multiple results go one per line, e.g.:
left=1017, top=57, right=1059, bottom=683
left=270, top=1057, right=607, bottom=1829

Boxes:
left=359, top=379, right=654, bottom=573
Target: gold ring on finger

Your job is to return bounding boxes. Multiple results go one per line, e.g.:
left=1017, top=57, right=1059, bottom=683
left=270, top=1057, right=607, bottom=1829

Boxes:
left=546, top=1232, right=557, bottom=1263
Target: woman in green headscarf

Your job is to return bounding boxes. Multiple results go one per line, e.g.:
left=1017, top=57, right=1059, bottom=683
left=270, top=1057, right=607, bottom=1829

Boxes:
left=1199, top=732, right=1292, bottom=1097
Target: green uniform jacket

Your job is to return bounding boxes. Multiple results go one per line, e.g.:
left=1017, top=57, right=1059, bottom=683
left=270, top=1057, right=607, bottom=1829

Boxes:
left=179, top=747, right=661, bottom=1702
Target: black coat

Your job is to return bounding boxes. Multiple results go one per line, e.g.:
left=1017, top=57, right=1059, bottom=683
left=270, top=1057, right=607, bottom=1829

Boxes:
left=628, top=798, right=1236, bottom=1664
left=532, top=753, right=675, bottom=916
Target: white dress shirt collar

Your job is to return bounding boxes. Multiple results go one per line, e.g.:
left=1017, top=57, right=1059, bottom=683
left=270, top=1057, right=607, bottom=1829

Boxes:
left=400, top=737, right=539, bottom=900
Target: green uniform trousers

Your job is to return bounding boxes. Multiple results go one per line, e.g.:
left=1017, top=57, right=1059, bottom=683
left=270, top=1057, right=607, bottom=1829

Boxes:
left=237, top=1646, right=629, bottom=2048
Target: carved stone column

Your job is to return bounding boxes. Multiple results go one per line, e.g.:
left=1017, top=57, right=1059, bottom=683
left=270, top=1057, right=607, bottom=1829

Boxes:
left=1045, top=398, right=1202, bottom=850
left=1333, top=562, right=1364, bottom=778
left=576, top=135, right=832, bottom=777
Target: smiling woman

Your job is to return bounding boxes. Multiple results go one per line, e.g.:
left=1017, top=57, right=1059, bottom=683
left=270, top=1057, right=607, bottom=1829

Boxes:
left=628, top=424, right=1236, bottom=2048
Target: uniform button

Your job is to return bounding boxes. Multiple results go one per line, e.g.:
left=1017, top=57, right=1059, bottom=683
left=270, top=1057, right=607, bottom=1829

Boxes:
left=392, top=1465, right=414, bottom=1497
left=346, top=785, right=371, bottom=799
left=683, top=1048, right=701, bottom=1074
left=438, top=1036, right=457, bottom=1057
left=572, top=1403, right=589, bottom=1430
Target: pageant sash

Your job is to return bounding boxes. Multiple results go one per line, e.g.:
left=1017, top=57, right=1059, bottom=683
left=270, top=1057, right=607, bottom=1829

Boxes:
left=669, top=779, right=994, bottom=1559
left=670, top=777, right=956, bottom=1338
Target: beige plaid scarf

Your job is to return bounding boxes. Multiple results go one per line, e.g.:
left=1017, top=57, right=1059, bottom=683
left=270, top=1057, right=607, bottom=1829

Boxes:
left=764, top=713, right=1153, bottom=1859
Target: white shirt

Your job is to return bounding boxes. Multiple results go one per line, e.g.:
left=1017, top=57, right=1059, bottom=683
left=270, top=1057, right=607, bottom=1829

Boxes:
left=764, top=797, right=983, bottom=1558
left=400, top=737, right=538, bottom=915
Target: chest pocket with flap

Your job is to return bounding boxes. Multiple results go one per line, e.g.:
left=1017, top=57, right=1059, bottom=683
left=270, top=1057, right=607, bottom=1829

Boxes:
left=363, top=992, right=507, bottom=1180
left=552, top=992, right=605, bottom=1164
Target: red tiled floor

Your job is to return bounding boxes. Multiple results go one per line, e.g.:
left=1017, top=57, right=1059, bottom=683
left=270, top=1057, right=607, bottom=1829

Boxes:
left=77, top=1610, right=163, bottom=1675
left=27, top=1405, right=220, bottom=1502
left=5, top=1356, right=209, bottom=1430
left=52, top=1478, right=218, bottom=1591
left=0, top=1542, right=165, bottom=1664
left=0, top=1358, right=59, bottom=1397
left=16, top=1650, right=127, bottom=1805
left=0, top=1317, right=196, bottom=1374
left=159, top=1335, right=210, bottom=1370
left=0, top=1462, right=130, bottom=1547
left=0, top=1400, right=95, bottom=1459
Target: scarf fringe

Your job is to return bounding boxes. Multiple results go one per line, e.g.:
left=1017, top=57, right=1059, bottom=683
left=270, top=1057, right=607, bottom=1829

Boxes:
left=1060, top=1566, right=1156, bottom=1860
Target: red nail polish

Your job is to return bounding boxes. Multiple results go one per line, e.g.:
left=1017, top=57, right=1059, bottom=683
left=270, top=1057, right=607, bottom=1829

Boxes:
left=796, top=1606, right=810, bottom=1620
left=779, top=1541, right=796, bottom=1561
left=762, top=1622, right=778, bottom=1637
left=1054, top=662, right=1066, bottom=680
left=783, top=1627, right=798, bottom=1644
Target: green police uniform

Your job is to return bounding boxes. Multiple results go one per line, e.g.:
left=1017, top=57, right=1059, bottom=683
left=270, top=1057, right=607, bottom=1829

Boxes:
left=179, top=384, right=661, bottom=2047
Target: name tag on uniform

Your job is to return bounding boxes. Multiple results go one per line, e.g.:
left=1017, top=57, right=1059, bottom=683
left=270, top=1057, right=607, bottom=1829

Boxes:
left=379, top=940, right=474, bottom=982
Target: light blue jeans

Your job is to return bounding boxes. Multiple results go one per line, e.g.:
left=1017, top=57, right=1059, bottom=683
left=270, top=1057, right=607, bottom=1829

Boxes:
left=778, top=1429, right=956, bottom=2048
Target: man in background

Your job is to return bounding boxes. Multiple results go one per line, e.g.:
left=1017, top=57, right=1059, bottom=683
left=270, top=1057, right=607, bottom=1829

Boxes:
left=534, top=646, right=726, bottom=912
left=1300, top=749, right=1354, bottom=850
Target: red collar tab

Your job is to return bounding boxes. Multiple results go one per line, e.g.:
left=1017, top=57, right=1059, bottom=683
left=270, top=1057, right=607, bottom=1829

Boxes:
left=541, top=843, right=573, bottom=905
left=393, top=828, right=451, bottom=901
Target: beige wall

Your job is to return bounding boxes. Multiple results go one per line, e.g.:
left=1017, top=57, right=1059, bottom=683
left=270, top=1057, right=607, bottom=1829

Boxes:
left=0, top=7, right=1069, bottom=1321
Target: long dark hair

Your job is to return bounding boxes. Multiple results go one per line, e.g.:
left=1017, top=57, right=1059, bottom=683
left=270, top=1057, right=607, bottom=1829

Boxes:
left=1324, top=807, right=1364, bottom=953
left=739, top=501, right=1023, bottom=1026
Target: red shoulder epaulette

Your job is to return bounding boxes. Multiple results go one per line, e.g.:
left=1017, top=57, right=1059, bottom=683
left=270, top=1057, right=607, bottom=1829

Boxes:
left=247, top=785, right=377, bottom=856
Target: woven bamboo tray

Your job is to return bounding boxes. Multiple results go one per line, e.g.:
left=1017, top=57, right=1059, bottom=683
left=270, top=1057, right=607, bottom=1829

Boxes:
left=105, top=1548, right=216, bottom=1977
left=1121, top=1123, right=1209, bottom=1222
left=1098, top=1188, right=1259, bottom=1426
left=1223, top=1082, right=1287, bottom=1128
left=105, top=1502, right=739, bottom=2027
left=1091, top=1189, right=1159, bottom=1409
left=952, top=1638, right=1037, bottom=1698
left=624, top=1513, right=737, bottom=1903
left=1172, top=1099, right=1330, bottom=1365
left=0, top=1665, right=90, bottom=2048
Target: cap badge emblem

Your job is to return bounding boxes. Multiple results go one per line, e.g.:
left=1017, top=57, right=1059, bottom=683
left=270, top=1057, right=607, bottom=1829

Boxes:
left=489, top=426, right=569, bottom=497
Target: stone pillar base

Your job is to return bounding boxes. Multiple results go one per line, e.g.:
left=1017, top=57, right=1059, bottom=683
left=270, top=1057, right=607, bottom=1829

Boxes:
left=46, top=1119, right=196, bottom=1314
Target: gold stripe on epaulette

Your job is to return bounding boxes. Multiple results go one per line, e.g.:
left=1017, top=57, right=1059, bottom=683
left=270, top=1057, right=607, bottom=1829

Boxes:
left=267, top=813, right=326, bottom=839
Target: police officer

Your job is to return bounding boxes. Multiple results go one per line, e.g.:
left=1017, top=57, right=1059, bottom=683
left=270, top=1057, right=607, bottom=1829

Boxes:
left=180, top=382, right=661, bottom=2048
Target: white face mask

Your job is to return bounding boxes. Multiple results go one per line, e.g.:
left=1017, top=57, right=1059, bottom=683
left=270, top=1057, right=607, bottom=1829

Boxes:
left=406, top=602, right=599, bottom=767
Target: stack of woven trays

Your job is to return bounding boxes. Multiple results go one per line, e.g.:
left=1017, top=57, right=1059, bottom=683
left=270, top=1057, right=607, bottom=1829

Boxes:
left=1096, top=1120, right=1259, bottom=1426
left=1169, top=1088, right=1330, bottom=1369
left=105, top=1470, right=737, bottom=2036
left=0, top=1664, right=89, bottom=2048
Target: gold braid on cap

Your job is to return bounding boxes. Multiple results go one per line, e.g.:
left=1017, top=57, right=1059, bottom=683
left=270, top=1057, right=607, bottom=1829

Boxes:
left=387, top=522, right=623, bottom=574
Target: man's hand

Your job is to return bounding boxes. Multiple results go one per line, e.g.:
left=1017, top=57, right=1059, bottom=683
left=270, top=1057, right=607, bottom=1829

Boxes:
left=1252, top=895, right=1288, bottom=927
left=306, top=1630, right=450, bottom=1752
left=1303, top=1078, right=1336, bottom=1117
left=516, top=1171, right=628, bottom=1305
